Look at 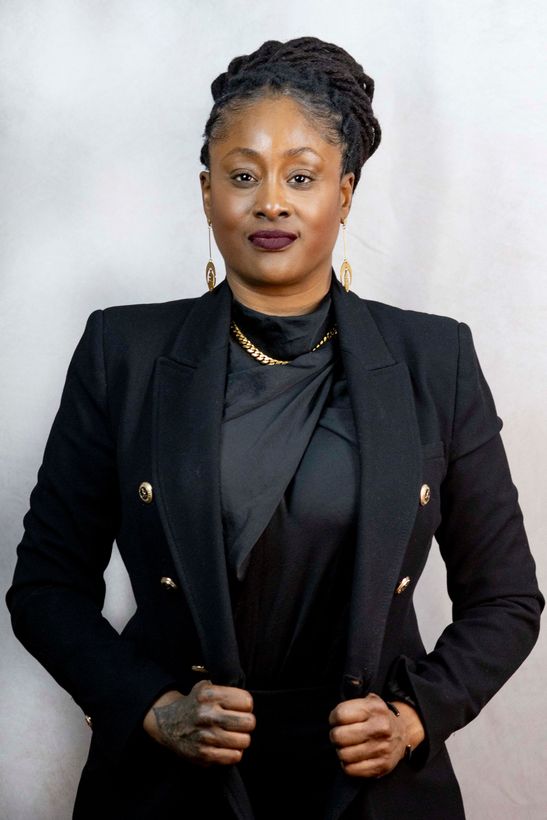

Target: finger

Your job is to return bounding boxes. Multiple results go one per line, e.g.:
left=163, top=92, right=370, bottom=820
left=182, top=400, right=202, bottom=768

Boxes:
left=341, top=756, right=394, bottom=779
left=336, top=740, right=391, bottom=765
left=364, top=692, right=385, bottom=706
left=193, top=682, right=254, bottom=712
left=333, top=711, right=398, bottom=749
left=190, top=745, right=245, bottom=767
left=200, top=727, right=253, bottom=750
left=329, top=702, right=364, bottom=727
left=215, top=709, right=256, bottom=733
left=330, top=694, right=394, bottom=728
left=329, top=698, right=374, bottom=727
left=330, top=722, right=369, bottom=748
left=218, top=688, right=254, bottom=712
left=357, top=693, right=388, bottom=718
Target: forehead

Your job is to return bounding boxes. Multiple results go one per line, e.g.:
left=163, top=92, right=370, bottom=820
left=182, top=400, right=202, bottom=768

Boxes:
left=212, top=94, right=340, bottom=160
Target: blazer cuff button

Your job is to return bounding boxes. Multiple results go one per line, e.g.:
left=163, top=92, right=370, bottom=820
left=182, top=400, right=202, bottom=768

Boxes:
left=395, top=576, right=411, bottom=595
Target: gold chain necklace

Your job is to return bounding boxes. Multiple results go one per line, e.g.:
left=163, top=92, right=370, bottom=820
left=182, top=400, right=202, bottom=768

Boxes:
left=230, top=321, right=338, bottom=366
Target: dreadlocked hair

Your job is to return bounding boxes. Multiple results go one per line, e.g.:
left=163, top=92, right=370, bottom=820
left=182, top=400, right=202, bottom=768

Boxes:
left=199, top=37, right=381, bottom=191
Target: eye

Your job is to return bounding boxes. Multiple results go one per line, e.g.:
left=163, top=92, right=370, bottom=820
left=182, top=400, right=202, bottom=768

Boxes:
left=290, top=173, right=313, bottom=185
left=231, top=172, right=255, bottom=184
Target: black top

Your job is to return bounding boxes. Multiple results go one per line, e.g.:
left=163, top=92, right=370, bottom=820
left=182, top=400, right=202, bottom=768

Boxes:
left=220, top=287, right=360, bottom=690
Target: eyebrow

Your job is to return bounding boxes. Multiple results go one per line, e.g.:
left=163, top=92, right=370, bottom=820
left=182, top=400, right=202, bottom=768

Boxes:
left=221, top=146, right=322, bottom=161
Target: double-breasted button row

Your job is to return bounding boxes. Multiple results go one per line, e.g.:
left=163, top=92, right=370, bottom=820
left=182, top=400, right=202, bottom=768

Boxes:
left=139, top=488, right=212, bottom=683
left=392, top=485, right=429, bottom=596
left=138, top=486, right=178, bottom=592
left=141, top=479, right=431, bottom=508
left=139, top=479, right=424, bottom=510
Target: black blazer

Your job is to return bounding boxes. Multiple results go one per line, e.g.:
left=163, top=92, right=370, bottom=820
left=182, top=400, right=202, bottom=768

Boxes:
left=6, top=275, right=543, bottom=819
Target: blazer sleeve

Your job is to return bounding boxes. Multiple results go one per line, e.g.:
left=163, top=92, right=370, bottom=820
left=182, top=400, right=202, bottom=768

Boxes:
left=5, top=310, right=179, bottom=765
left=387, top=321, right=544, bottom=768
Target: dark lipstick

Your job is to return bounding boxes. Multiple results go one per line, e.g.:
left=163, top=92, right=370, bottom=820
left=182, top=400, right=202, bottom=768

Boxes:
left=249, top=230, right=297, bottom=250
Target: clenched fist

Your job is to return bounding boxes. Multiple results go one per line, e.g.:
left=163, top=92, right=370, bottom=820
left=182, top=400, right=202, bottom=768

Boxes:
left=143, top=680, right=256, bottom=767
left=328, top=692, right=424, bottom=778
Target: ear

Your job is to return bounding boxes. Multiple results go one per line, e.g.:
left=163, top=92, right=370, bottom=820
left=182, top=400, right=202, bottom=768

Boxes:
left=339, top=171, right=354, bottom=221
left=199, top=170, right=212, bottom=220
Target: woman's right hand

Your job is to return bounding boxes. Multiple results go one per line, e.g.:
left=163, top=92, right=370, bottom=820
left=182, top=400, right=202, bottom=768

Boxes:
left=143, top=680, right=256, bottom=766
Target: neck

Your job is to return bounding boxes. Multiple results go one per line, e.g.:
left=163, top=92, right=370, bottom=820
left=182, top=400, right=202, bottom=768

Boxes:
left=226, top=269, right=333, bottom=316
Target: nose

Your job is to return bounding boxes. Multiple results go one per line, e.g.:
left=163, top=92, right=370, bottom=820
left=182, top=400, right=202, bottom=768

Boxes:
left=253, top=174, right=290, bottom=220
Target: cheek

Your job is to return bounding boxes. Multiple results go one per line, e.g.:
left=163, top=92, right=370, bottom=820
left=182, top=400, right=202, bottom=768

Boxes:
left=214, top=201, right=247, bottom=231
left=210, top=177, right=248, bottom=226
left=211, top=198, right=248, bottom=254
left=305, top=202, right=341, bottom=245
left=217, top=196, right=252, bottom=226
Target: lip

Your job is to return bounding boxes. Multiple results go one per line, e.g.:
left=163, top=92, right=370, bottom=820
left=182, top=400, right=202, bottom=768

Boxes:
left=249, top=230, right=298, bottom=250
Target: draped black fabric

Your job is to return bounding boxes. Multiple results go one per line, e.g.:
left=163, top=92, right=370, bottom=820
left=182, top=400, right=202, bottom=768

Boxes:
left=219, top=286, right=362, bottom=816
left=222, top=290, right=338, bottom=579
left=221, top=289, right=360, bottom=689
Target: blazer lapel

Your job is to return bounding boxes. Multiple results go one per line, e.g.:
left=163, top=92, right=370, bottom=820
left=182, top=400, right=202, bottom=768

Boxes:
left=151, top=281, right=244, bottom=685
left=150, top=280, right=273, bottom=819
left=327, top=277, right=423, bottom=820
left=332, top=278, right=423, bottom=691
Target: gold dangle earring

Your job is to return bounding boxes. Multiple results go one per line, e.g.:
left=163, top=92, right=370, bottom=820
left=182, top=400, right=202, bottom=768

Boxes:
left=339, top=217, right=353, bottom=293
left=205, top=218, right=216, bottom=291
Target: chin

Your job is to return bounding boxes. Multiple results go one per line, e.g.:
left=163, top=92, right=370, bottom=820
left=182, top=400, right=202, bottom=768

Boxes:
left=244, top=272, right=307, bottom=290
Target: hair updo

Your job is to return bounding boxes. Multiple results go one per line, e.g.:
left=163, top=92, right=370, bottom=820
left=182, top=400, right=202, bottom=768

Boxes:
left=199, top=36, right=381, bottom=192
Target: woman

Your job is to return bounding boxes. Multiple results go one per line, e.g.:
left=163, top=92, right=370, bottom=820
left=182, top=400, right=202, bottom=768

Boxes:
left=6, top=36, right=543, bottom=820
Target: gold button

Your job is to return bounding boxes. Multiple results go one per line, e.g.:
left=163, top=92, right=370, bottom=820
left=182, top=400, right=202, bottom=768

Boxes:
left=191, top=664, right=209, bottom=674
left=419, top=484, right=431, bottom=506
left=84, top=714, right=93, bottom=729
left=160, top=576, right=178, bottom=590
left=138, top=481, right=153, bottom=504
left=395, top=576, right=411, bottom=595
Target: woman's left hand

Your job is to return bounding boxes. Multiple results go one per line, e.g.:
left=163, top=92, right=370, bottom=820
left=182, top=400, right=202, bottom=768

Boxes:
left=328, top=692, right=425, bottom=778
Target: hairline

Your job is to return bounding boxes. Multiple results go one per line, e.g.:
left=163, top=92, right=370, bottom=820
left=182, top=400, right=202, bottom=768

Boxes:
left=207, top=86, right=348, bottom=176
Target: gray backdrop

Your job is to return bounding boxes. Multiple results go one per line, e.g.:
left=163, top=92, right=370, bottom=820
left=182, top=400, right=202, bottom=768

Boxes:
left=1, top=2, right=546, bottom=818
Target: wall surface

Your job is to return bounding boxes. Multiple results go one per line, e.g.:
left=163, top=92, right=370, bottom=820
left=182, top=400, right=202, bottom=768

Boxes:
left=1, top=2, right=546, bottom=818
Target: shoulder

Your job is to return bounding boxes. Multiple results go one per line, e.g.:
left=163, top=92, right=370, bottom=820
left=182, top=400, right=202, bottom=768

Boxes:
left=360, top=296, right=463, bottom=363
left=102, top=296, right=198, bottom=334
left=352, top=296, right=492, bottom=414
left=363, top=296, right=460, bottom=335
left=357, top=296, right=500, bottom=443
left=70, top=296, right=205, bottom=382
left=85, top=295, right=202, bottom=360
